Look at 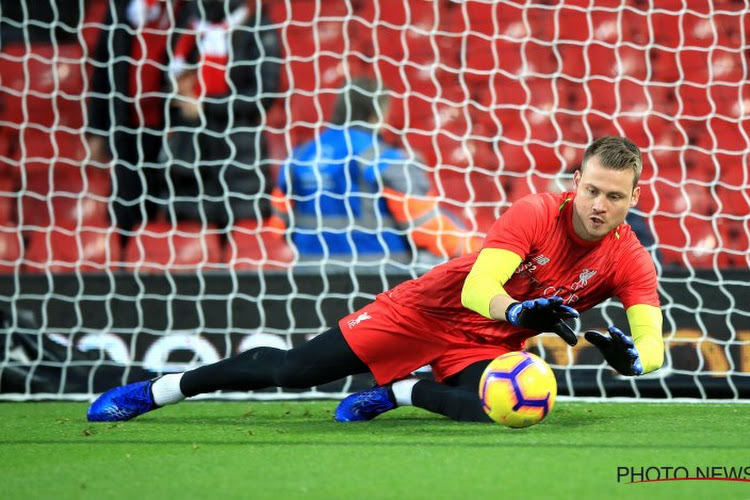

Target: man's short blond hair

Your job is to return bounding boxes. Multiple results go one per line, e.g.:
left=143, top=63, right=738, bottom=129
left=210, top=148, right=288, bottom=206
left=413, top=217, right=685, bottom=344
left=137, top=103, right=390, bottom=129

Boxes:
left=581, top=136, right=643, bottom=189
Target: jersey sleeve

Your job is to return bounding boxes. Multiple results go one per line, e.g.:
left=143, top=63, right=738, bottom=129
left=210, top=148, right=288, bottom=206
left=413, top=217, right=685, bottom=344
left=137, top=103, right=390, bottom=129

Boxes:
left=626, top=304, right=664, bottom=374
left=613, top=242, right=660, bottom=308
left=461, top=248, right=523, bottom=319
left=482, top=194, right=556, bottom=258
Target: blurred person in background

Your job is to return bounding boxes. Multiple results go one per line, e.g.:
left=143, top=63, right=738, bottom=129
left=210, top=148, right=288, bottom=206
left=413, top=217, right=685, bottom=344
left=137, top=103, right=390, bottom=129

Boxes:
left=270, top=78, right=481, bottom=265
left=160, top=0, right=281, bottom=228
left=87, top=0, right=186, bottom=237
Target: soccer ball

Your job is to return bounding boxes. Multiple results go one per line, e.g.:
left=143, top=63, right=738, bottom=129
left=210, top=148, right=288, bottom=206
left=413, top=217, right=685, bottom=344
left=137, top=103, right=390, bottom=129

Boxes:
left=478, top=351, right=557, bottom=428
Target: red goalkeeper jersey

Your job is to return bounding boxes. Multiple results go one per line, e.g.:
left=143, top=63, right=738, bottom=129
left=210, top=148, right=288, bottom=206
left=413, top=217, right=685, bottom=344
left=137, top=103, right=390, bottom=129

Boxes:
left=341, top=191, right=659, bottom=383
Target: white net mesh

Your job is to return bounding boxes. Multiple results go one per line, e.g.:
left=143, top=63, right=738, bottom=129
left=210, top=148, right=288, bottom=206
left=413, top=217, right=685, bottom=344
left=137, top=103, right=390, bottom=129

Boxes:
left=0, top=0, right=748, bottom=400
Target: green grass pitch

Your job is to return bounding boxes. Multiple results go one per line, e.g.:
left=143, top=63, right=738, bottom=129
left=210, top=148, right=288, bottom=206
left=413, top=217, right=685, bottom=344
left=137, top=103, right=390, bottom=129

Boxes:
left=1, top=401, right=748, bottom=499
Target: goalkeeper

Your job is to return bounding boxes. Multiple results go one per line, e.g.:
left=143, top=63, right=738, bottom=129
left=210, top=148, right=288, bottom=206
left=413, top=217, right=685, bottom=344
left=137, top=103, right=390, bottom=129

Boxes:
left=88, top=136, right=664, bottom=423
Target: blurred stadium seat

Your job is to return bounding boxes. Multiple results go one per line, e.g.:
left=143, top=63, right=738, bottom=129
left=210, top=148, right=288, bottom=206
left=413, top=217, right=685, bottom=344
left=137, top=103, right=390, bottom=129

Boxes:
left=0, top=42, right=86, bottom=129
left=226, top=219, right=294, bottom=270
left=23, top=225, right=121, bottom=273
left=0, top=223, right=21, bottom=273
left=123, top=221, right=223, bottom=273
left=18, top=165, right=110, bottom=229
left=653, top=215, right=728, bottom=269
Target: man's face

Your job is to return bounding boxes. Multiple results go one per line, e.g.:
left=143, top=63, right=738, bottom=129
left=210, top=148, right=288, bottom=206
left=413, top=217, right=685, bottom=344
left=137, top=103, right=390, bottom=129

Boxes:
left=571, top=156, right=640, bottom=241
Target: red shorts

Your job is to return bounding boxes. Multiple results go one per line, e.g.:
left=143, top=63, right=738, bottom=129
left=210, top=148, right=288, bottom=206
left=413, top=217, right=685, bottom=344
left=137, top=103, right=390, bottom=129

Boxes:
left=339, top=294, right=517, bottom=384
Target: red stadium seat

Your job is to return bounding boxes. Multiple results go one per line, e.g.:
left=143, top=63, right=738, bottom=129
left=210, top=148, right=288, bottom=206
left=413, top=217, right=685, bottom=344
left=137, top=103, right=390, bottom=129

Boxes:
left=710, top=84, right=745, bottom=119
left=649, top=131, right=688, bottom=178
left=0, top=223, right=21, bottom=273
left=498, top=141, right=569, bottom=174
left=502, top=173, right=568, bottom=209
left=464, top=1, right=524, bottom=40
left=584, top=79, right=617, bottom=121
left=677, top=84, right=711, bottom=117
left=556, top=7, right=591, bottom=43
left=621, top=7, right=651, bottom=45
left=23, top=225, right=121, bottom=273
left=123, top=221, right=223, bottom=273
left=653, top=215, right=725, bottom=268
left=719, top=220, right=749, bottom=269
left=650, top=176, right=717, bottom=217
left=619, top=114, right=674, bottom=151
left=650, top=48, right=680, bottom=83
left=525, top=8, right=556, bottom=42
left=18, top=165, right=110, bottom=228
left=652, top=9, right=701, bottom=49
left=433, top=167, right=505, bottom=233
left=0, top=176, right=15, bottom=225
left=522, top=41, right=559, bottom=77
left=374, top=56, right=437, bottom=96
left=558, top=45, right=586, bottom=80
left=586, top=45, right=617, bottom=78
left=715, top=186, right=750, bottom=218
left=589, top=7, right=621, bottom=44
left=226, top=219, right=294, bottom=270
left=0, top=42, right=86, bottom=128
left=646, top=85, right=679, bottom=117
left=283, top=47, right=344, bottom=93
left=677, top=48, right=743, bottom=86
left=708, top=10, right=746, bottom=48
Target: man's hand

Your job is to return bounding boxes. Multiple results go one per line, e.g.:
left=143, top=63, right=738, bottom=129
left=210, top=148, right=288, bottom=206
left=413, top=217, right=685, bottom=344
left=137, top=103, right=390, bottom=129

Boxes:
left=584, top=326, right=643, bottom=376
left=505, top=296, right=579, bottom=346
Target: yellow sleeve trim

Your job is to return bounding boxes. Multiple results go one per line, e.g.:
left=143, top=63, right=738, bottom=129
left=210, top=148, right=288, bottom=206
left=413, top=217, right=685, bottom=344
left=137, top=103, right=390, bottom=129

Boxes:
left=461, top=248, right=523, bottom=319
left=626, top=304, right=664, bottom=374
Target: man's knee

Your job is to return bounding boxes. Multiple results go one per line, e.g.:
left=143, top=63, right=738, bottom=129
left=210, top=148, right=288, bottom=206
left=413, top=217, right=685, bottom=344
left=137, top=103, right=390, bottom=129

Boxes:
left=263, top=349, right=311, bottom=388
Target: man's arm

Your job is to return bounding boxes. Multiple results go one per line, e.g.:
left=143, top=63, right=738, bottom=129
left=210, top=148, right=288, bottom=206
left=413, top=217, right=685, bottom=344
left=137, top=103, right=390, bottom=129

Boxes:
left=380, top=157, right=483, bottom=258
left=461, top=248, right=521, bottom=320
left=461, top=248, right=579, bottom=345
left=584, top=304, right=664, bottom=376
left=626, top=304, right=664, bottom=374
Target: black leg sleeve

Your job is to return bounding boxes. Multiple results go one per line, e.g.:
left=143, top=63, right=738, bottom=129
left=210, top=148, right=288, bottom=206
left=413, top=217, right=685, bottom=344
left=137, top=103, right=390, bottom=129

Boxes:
left=411, top=380, right=493, bottom=423
left=180, top=326, right=369, bottom=397
left=411, top=359, right=494, bottom=423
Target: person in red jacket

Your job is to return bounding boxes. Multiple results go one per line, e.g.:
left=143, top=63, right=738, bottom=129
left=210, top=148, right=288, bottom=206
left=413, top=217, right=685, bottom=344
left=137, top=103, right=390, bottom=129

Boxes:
left=159, top=0, right=281, bottom=228
left=87, top=0, right=187, bottom=235
left=87, top=136, right=664, bottom=423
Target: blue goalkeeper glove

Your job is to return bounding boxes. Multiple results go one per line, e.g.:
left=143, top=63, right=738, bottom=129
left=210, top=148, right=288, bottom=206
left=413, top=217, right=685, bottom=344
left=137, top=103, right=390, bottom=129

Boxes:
left=505, top=296, right=580, bottom=346
left=584, top=326, right=643, bottom=376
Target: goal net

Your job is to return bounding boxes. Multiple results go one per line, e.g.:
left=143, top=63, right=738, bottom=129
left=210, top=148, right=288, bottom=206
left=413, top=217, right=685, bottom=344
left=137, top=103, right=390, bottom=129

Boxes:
left=0, top=0, right=748, bottom=401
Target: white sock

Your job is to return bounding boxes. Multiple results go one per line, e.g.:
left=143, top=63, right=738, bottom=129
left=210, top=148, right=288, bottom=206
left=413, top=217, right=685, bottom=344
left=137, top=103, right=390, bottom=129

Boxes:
left=151, top=373, right=186, bottom=406
left=391, top=378, right=419, bottom=407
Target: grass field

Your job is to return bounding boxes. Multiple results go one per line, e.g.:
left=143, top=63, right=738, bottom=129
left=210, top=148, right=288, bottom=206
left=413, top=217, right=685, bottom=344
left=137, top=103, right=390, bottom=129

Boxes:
left=1, top=401, right=748, bottom=499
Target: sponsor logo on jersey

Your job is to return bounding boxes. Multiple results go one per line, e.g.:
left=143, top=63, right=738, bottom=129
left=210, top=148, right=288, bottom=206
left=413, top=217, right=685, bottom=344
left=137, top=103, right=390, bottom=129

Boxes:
left=347, top=312, right=372, bottom=329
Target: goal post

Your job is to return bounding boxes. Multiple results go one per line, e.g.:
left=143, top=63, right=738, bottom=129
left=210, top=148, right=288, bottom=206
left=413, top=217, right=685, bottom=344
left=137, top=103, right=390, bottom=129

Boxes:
left=0, top=0, right=748, bottom=401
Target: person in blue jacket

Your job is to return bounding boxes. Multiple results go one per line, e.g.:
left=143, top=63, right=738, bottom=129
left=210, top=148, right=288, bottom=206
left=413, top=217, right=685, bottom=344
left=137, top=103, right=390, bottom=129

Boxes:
left=270, top=78, right=480, bottom=263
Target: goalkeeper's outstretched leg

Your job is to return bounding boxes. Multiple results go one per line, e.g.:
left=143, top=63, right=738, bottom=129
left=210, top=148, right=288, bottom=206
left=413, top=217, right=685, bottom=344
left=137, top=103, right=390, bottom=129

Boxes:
left=87, top=326, right=370, bottom=422
left=86, top=325, right=494, bottom=423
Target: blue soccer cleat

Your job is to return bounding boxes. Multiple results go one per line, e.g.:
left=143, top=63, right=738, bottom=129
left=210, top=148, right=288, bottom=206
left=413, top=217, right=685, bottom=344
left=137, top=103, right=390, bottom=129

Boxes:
left=87, top=380, right=159, bottom=422
left=334, top=385, right=396, bottom=422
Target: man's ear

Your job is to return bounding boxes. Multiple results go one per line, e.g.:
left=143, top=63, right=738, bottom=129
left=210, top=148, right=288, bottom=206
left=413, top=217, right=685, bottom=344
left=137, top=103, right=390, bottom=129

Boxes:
left=630, top=186, right=641, bottom=207
left=572, top=169, right=581, bottom=189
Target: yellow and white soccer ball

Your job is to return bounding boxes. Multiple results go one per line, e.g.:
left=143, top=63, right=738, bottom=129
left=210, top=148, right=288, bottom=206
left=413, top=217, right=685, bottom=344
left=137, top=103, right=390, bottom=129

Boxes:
left=478, top=351, right=557, bottom=428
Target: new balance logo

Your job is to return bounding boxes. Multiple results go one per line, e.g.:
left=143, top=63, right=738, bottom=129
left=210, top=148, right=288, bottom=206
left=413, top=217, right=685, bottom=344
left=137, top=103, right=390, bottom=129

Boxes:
left=347, top=312, right=372, bottom=329
left=533, top=255, right=550, bottom=265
